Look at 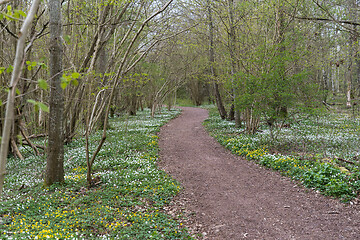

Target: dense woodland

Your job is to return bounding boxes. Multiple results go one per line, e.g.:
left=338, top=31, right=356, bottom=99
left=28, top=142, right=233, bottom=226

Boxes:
left=0, top=0, right=360, bottom=193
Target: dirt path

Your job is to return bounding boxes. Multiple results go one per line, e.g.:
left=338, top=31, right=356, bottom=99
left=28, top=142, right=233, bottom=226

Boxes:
left=158, top=107, right=360, bottom=240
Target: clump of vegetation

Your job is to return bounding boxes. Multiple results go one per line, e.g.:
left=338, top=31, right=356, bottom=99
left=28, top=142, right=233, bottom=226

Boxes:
left=204, top=107, right=360, bottom=202
left=0, top=108, right=193, bottom=239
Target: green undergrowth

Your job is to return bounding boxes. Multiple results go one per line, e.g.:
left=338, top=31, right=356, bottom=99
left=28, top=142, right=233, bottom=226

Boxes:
left=0, top=108, right=194, bottom=239
left=204, top=107, right=360, bottom=202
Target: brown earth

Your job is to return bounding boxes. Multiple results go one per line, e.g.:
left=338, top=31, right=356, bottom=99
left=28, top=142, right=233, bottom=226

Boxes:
left=158, top=107, right=360, bottom=240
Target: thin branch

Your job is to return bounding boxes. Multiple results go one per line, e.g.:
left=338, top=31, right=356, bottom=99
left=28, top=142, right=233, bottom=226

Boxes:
left=124, top=23, right=197, bottom=75
left=0, top=21, right=18, bottom=39
left=0, top=0, right=11, bottom=4
left=1, top=13, right=24, bottom=22
left=311, top=0, right=358, bottom=35
left=294, top=16, right=360, bottom=27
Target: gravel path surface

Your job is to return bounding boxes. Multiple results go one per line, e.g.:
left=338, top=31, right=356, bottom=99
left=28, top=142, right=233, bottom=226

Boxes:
left=158, top=107, right=360, bottom=240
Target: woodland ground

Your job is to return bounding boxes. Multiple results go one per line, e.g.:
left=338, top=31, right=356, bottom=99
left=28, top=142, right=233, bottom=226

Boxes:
left=0, top=108, right=193, bottom=239
left=158, top=107, right=360, bottom=240
left=1, top=106, right=359, bottom=239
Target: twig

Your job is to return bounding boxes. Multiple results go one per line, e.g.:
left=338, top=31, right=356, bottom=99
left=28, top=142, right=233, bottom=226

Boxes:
left=10, top=138, right=24, bottom=160
left=322, top=101, right=333, bottom=110
left=337, top=158, right=356, bottom=165
left=0, top=21, right=18, bottom=39
left=20, top=126, right=40, bottom=156
left=0, top=0, right=11, bottom=5
left=294, top=15, right=360, bottom=27
left=22, top=141, right=45, bottom=150
left=27, top=133, right=47, bottom=139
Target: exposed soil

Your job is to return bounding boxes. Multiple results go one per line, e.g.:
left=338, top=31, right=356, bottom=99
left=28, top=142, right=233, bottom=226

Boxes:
left=158, top=107, right=360, bottom=240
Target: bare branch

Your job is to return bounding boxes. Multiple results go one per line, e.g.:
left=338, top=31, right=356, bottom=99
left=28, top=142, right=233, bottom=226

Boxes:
left=294, top=16, right=360, bottom=27
left=0, top=21, right=18, bottom=39
left=0, top=0, right=11, bottom=5
left=311, top=0, right=358, bottom=35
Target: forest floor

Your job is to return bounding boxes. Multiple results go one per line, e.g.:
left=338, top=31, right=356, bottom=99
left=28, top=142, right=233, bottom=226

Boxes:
left=158, top=107, right=360, bottom=240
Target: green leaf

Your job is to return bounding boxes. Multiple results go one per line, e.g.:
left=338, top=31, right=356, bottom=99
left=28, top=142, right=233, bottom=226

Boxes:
left=13, top=11, right=20, bottom=19
left=6, top=65, right=13, bottom=73
left=38, top=62, right=47, bottom=69
left=27, top=99, right=49, bottom=113
left=38, top=79, right=48, bottom=90
left=71, top=79, right=79, bottom=86
left=15, top=88, right=20, bottom=95
left=26, top=61, right=37, bottom=71
left=71, top=72, right=80, bottom=79
left=64, top=35, right=71, bottom=44
left=61, top=77, right=68, bottom=89
left=17, top=10, right=26, bottom=18
left=27, top=99, right=37, bottom=105
left=37, top=102, right=49, bottom=113
left=0, top=67, right=5, bottom=75
left=0, top=100, right=2, bottom=106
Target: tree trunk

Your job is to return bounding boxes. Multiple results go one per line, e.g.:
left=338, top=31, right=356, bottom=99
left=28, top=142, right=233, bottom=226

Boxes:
left=207, top=0, right=227, bottom=119
left=227, top=0, right=241, bottom=126
left=274, top=2, right=288, bottom=119
left=346, top=0, right=358, bottom=108
left=0, top=0, right=41, bottom=197
left=45, top=0, right=64, bottom=186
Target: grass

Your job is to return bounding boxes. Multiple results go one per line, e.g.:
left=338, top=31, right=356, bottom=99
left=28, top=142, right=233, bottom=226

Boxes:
left=204, top=106, right=360, bottom=202
left=175, top=98, right=196, bottom=107
left=0, top=108, right=194, bottom=239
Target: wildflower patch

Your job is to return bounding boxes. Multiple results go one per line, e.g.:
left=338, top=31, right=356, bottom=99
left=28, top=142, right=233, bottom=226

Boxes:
left=204, top=108, right=360, bottom=202
left=0, top=108, right=194, bottom=239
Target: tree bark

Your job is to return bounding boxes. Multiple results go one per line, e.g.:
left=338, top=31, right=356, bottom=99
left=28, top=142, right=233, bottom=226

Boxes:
left=45, top=0, right=64, bottom=186
left=346, top=0, right=358, bottom=107
left=207, top=0, right=227, bottom=119
left=227, top=0, right=241, bottom=127
left=86, top=0, right=174, bottom=185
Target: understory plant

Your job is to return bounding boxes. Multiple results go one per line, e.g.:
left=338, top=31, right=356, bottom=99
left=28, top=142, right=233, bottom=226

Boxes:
left=0, top=108, right=193, bottom=239
left=204, top=107, right=360, bottom=202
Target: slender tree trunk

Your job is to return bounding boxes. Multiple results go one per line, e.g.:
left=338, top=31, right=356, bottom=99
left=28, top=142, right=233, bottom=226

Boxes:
left=346, top=0, right=358, bottom=107
left=227, top=0, right=241, bottom=127
left=275, top=2, right=287, bottom=119
left=45, top=0, right=64, bottom=186
left=207, top=0, right=227, bottom=119
left=86, top=0, right=174, bottom=185
left=0, top=0, right=41, bottom=197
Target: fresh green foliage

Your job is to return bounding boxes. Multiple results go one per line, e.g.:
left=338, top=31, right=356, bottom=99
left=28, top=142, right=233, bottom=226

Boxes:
left=37, top=79, right=48, bottom=90
left=0, top=108, right=193, bottom=239
left=0, top=5, right=26, bottom=21
left=204, top=106, right=360, bottom=202
left=6, top=65, right=13, bottom=74
left=27, top=99, right=49, bottom=113
left=0, top=67, right=5, bottom=75
left=60, top=72, right=80, bottom=89
left=25, top=61, right=37, bottom=71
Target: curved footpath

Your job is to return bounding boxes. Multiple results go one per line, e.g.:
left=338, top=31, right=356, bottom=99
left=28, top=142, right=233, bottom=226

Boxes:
left=158, top=107, right=359, bottom=240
